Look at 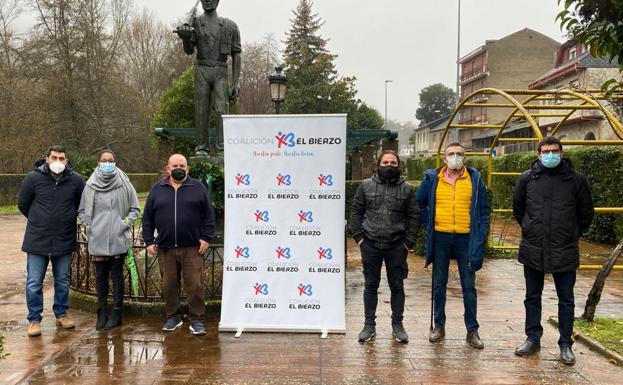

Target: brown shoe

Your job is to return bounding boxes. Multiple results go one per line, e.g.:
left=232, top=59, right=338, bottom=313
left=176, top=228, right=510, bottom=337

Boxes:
left=28, top=322, right=41, bottom=337
left=467, top=330, right=484, bottom=349
left=429, top=328, right=445, bottom=343
left=55, top=316, right=75, bottom=329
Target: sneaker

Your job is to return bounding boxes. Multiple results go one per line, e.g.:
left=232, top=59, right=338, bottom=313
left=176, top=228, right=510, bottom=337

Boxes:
left=189, top=322, right=206, bottom=336
left=28, top=322, right=41, bottom=337
left=162, top=318, right=183, bottom=332
left=392, top=324, right=409, bottom=343
left=55, top=315, right=75, bottom=329
left=358, top=325, right=376, bottom=342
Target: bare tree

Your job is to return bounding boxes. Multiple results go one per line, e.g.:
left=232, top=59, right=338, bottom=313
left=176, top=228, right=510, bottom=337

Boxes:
left=238, top=36, right=280, bottom=115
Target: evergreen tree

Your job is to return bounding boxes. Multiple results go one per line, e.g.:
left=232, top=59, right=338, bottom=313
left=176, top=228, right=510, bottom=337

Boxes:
left=283, top=0, right=359, bottom=125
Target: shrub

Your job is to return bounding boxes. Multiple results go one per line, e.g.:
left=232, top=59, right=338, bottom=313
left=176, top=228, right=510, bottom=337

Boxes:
left=189, top=161, right=225, bottom=212
left=405, top=147, right=623, bottom=245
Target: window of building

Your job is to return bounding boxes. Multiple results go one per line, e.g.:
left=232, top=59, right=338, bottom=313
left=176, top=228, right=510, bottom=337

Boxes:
left=569, top=46, right=577, bottom=60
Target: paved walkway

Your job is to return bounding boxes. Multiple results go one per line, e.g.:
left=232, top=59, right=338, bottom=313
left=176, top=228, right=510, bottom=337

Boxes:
left=0, top=215, right=622, bottom=384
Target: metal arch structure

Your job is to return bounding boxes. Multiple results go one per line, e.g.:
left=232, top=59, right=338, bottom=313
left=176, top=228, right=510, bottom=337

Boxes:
left=433, top=87, right=623, bottom=266
left=436, top=87, right=623, bottom=187
left=436, top=87, right=623, bottom=172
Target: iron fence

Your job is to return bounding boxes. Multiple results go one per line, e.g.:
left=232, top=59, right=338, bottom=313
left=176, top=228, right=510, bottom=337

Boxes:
left=70, top=225, right=224, bottom=301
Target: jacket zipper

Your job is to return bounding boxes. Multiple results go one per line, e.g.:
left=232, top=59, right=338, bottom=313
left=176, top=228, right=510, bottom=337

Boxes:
left=469, top=174, right=481, bottom=270
left=50, top=180, right=59, bottom=257
left=174, top=188, right=178, bottom=248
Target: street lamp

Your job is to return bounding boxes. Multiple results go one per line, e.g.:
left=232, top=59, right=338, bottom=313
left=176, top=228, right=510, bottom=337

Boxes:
left=384, top=80, right=393, bottom=128
left=268, top=66, right=287, bottom=114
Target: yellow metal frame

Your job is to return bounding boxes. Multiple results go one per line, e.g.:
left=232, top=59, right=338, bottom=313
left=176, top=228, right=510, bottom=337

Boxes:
left=435, top=88, right=623, bottom=270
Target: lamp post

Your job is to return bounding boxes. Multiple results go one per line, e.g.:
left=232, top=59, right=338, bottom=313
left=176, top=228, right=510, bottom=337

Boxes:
left=268, top=66, right=288, bottom=114
left=454, top=0, right=461, bottom=142
left=384, top=79, right=393, bottom=128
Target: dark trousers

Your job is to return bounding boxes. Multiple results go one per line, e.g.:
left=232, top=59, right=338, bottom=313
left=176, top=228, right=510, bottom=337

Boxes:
left=361, top=242, right=408, bottom=326
left=158, top=246, right=205, bottom=323
left=523, top=265, right=576, bottom=347
left=433, top=231, right=479, bottom=332
left=94, top=255, right=124, bottom=309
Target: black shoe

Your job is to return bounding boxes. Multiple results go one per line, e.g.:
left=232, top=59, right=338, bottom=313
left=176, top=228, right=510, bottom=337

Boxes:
left=515, top=339, right=541, bottom=356
left=466, top=330, right=484, bottom=349
left=358, top=325, right=376, bottom=342
left=392, top=324, right=409, bottom=343
left=104, top=308, right=122, bottom=330
left=96, top=306, right=108, bottom=330
left=560, top=346, right=575, bottom=365
left=429, top=328, right=445, bottom=343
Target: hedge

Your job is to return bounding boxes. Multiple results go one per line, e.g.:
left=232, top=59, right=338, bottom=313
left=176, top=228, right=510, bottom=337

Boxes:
left=406, top=147, right=623, bottom=245
left=0, top=173, right=160, bottom=206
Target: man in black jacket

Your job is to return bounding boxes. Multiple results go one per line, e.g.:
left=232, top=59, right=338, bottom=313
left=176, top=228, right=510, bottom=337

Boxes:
left=142, top=154, right=215, bottom=336
left=512, top=136, right=594, bottom=365
left=350, top=150, right=419, bottom=343
left=18, top=145, right=85, bottom=337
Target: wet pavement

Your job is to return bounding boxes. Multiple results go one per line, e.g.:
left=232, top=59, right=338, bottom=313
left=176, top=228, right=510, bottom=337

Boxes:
left=1, top=215, right=622, bottom=384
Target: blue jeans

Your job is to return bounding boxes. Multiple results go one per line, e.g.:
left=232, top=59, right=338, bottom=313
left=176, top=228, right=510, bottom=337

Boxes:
left=523, top=265, right=576, bottom=347
left=26, top=254, right=72, bottom=323
left=432, top=232, right=479, bottom=332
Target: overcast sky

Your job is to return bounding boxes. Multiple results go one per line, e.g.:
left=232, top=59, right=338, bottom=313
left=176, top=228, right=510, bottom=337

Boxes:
left=19, top=0, right=569, bottom=123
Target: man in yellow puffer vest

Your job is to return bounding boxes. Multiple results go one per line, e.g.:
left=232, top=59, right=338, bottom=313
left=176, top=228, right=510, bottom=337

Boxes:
left=416, top=142, right=490, bottom=349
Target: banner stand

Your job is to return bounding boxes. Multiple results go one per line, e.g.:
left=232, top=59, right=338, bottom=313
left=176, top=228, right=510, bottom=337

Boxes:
left=219, top=114, right=347, bottom=335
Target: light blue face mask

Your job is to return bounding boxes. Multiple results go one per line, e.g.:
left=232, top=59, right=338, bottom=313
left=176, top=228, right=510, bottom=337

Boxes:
left=99, top=162, right=117, bottom=174
left=540, top=153, right=561, bottom=169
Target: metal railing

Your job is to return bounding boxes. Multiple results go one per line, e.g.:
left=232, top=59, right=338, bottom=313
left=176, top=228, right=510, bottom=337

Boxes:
left=70, top=225, right=224, bottom=301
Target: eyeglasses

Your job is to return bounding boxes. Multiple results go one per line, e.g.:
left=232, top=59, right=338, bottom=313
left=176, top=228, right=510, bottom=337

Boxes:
left=540, top=149, right=561, bottom=155
left=445, top=152, right=465, bottom=157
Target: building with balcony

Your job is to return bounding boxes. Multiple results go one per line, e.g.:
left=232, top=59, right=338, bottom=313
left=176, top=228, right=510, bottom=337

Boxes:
left=529, top=39, right=622, bottom=141
left=413, top=115, right=451, bottom=157
left=458, top=28, right=560, bottom=149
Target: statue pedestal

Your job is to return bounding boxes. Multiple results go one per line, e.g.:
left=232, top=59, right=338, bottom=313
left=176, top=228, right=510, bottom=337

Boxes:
left=189, top=154, right=224, bottom=167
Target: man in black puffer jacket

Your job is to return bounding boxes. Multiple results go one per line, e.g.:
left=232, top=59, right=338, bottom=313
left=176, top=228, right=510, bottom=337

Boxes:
left=350, top=150, right=419, bottom=343
left=18, top=145, right=85, bottom=337
left=512, top=136, right=594, bottom=365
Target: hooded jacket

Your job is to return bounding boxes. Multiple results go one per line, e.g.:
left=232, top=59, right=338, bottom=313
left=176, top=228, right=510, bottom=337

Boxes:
left=513, top=158, right=594, bottom=273
left=349, top=174, right=419, bottom=250
left=18, top=160, right=85, bottom=256
left=416, top=166, right=490, bottom=272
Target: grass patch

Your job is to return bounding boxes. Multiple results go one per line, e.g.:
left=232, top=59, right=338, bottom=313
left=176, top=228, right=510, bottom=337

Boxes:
left=0, top=333, right=8, bottom=360
left=0, top=205, right=19, bottom=215
left=137, top=192, right=149, bottom=199
left=487, top=249, right=518, bottom=260
left=575, top=318, right=623, bottom=355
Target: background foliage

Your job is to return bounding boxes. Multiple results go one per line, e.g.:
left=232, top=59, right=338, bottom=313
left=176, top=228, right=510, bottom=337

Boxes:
left=406, top=147, right=623, bottom=245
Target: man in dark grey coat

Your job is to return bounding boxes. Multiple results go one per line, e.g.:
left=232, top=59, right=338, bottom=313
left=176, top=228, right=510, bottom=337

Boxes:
left=18, top=145, right=85, bottom=337
left=512, top=136, right=594, bottom=365
left=350, top=150, right=419, bottom=343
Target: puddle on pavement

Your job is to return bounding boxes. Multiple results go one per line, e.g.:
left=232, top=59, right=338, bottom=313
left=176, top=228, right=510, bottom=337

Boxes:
left=0, top=319, right=19, bottom=331
left=61, top=335, right=165, bottom=368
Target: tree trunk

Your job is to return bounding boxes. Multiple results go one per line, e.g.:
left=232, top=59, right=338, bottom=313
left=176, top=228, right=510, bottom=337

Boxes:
left=581, top=241, right=623, bottom=322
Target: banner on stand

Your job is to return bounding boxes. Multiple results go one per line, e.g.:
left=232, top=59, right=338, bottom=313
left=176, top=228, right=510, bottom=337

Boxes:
left=219, top=114, right=346, bottom=334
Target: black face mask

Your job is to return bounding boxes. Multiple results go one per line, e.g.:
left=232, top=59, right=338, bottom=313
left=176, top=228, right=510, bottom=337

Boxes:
left=378, top=165, right=400, bottom=181
left=171, top=168, right=187, bottom=181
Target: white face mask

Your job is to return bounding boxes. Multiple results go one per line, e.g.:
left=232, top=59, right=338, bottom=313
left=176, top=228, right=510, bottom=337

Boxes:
left=446, top=154, right=464, bottom=170
left=48, top=161, right=66, bottom=174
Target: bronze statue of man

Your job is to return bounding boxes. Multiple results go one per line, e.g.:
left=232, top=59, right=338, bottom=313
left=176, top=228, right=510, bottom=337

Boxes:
left=177, top=0, right=241, bottom=156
